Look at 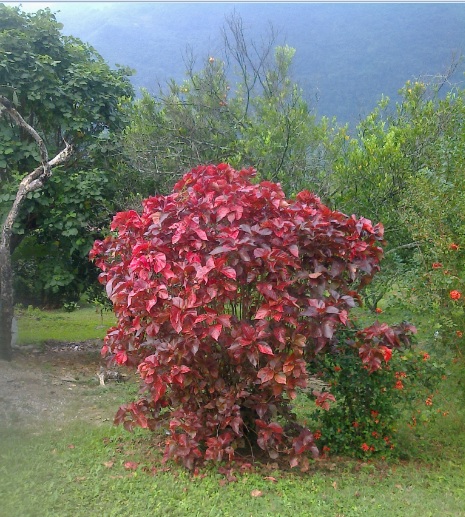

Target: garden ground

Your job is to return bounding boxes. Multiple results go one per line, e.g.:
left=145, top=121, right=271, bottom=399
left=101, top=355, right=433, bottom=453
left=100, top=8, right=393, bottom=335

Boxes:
left=1, top=308, right=465, bottom=516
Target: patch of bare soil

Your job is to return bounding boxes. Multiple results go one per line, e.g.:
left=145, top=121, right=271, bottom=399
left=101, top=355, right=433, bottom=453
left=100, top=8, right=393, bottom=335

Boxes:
left=0, top=341, right=137, bottom=430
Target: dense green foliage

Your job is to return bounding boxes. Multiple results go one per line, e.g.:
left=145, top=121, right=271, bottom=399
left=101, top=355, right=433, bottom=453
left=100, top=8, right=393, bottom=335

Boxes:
left=308, top=324, right=444, bottom=458
left=10, top=169, right=116, bottom=306
left=0, top=4, right=134, bottom=306
left=324, top=78, right=465, bottom=311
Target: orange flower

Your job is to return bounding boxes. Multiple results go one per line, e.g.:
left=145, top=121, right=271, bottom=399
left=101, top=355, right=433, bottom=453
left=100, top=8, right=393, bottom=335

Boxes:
left=432, top=262, right=443, bottom=269
left=422, top=353, right=430, bottom=361
left=361, top=443, right=370, bottom=452
left=334, top=366, right=342, bottom=372
left=380, top=345, right=392, bottom=362
left=395, top=371, right=407, bottom=379
left=322, top=445, right=330, bottom=453
left=456, top=330, right=463, bottom=338
left=449, top=243, right=459, bottom=251
left=394, top=380, right=404, bottom=390
left=352, top=421, right=360, bottom=428
left=425, top=396, right=433, bottom=406
left=450, top=290, right=462, bottom=300
left=375, top=307, right=383, bottom=314
left=314, top=430, right=322, bottom=440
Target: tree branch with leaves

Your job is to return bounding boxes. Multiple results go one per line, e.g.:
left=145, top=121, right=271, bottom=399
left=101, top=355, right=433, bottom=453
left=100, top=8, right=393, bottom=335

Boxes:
left=0, top=96, right=72, bottom=360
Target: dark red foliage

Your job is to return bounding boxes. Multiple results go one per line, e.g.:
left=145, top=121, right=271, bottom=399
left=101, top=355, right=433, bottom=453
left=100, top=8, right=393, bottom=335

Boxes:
left=90, top=163, right=387, bottom=468
left=357, top=321, right=417, bottom=372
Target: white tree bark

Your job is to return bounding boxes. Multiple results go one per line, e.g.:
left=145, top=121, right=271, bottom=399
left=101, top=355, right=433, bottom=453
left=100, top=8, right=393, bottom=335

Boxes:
left=0, top=97, right=72, bottom=360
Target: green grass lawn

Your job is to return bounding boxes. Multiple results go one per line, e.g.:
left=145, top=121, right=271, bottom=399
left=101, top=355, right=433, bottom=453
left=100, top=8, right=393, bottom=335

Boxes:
left=15, top=304, right=115, bottom=345
left=2, top=305, right=465, bottom=516
left=2, top=419, right=464, bottom=517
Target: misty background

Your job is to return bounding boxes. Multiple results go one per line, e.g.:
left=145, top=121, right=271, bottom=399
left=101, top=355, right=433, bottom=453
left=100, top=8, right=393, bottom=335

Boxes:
left=7, top=2, right=465, bottom=126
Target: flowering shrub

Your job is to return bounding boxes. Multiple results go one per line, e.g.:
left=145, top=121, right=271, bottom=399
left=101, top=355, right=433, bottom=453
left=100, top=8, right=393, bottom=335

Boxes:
left=308, top=322, right=443, bottom=458
left=91, top=163, right=407, bottom=469
left=414, top=241, right=465, bottom=349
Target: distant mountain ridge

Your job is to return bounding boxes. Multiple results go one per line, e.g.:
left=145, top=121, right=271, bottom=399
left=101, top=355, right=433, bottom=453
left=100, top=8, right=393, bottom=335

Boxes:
left=18, top=2, right=465, bottom=126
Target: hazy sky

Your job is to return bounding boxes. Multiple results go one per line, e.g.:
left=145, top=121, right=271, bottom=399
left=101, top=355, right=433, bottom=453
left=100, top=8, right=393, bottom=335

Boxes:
left=5, top=1, right=465, bottom=125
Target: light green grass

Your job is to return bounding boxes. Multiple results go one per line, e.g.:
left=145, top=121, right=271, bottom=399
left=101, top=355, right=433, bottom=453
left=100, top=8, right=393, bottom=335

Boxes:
left=1, top=420, right=464, bottom=517
left=4, top=306, right=465, bottom=516
left=16, top=305, right=115, bottom=345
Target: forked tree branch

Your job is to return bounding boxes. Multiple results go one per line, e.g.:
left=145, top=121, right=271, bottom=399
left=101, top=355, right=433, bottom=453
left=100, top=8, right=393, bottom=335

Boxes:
left=0, top=96, right=73, bottom=361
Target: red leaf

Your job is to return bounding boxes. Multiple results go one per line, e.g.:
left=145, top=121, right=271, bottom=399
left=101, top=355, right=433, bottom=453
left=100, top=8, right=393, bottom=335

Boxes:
left=194, top=228, right=208, bottom=241
left=115, top=350, right=128, bottom=365
left=209, top=323, right=222, bottom=341
left=217, top=314, right=232, bottom=328
left=220, top=266, right=236, bottom=279
left=152, top=252, right=167, bottom=273
left=257, top=367, right=274, bottom=383
left=254, top=307, right=270, bottom=320
left=124, top=462, right=139, bottom=471
left=210, top=245, right=235, bottom=255
left=264, top=476, right=278, bottom=482
left=216, top=206, right=230, bottom=222
left=273, top=327, right=287, bottom=344
left=170, top=307, right=183, bottom=333
left=379, top=345, right=393, bottom=362
left=289, top=244, right=299, bottom=257
left=258, top=343, right=274, bottom=356
left=274, top=372, right=287, bottom=385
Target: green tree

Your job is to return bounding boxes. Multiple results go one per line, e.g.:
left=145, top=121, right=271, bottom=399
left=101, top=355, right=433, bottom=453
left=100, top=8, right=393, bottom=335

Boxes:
left=0, top=4, right=134, bottom=308
left=121, top=13, right=320, bottom=198
left=0, top=5, right=133, bottom=173
left=398, top=84, right=465, bottom=347
left=326, top=68, right=464, bottom=310
left=0, top=4, right=133, bottom=359
left=0, top=96, right=72, bottom=360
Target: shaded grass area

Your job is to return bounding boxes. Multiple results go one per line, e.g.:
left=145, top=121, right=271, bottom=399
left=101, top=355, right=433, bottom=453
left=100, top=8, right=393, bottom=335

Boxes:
left=16, top=305, right=115, bottom=345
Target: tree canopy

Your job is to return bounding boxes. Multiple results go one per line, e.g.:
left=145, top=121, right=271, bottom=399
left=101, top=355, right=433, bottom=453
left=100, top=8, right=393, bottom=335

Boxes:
left=0, top=4, right=133, bottom=173
left=0, top=4, right=134, bottom=306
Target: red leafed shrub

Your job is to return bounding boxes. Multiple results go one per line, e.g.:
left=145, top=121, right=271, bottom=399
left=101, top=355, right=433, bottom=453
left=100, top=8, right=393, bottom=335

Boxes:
left=90, top=163, right=388, bottom=469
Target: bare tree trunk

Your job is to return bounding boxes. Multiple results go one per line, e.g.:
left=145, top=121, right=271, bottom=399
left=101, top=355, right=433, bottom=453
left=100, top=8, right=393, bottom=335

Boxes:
left=0, top=97, right=72, bottom=361
left=0, top=247, right=13, bottom=361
